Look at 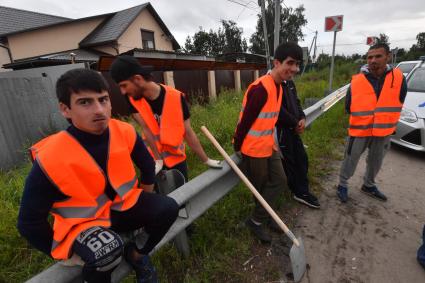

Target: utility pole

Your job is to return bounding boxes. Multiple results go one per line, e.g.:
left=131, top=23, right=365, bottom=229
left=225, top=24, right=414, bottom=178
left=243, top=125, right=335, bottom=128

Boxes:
left=259, top=0, right=271, bottom=70
left=328, top=30, right=337, bottom=92
left=325, top=15, right=343, bottom=93
left=312, top=31, right=318, bottom=64
left=273, top=0, right=281, bottom=52
left=302, top=31, right=317, bottom=75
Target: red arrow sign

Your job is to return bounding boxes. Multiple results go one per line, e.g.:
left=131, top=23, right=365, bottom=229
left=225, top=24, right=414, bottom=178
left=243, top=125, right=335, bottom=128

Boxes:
left=366, top=36, right=378, bottom=45
left=325, top=15, right=343, bottom=32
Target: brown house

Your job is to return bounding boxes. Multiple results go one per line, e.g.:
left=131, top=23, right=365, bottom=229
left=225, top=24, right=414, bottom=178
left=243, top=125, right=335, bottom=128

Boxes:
left=0, top=3, right=180, bottom=71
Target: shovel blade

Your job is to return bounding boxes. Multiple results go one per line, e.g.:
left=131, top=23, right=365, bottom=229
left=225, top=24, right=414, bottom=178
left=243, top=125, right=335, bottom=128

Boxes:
left=289, top=238, right=306, bottom=282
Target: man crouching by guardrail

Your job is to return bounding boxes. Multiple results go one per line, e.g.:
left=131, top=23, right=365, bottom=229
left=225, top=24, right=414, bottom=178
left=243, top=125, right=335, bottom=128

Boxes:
left=17, top=69, right=179, bottom=283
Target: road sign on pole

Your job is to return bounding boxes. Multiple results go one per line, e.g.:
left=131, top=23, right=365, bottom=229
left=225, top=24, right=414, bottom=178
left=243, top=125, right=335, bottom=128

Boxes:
left=366, top=36, right=378, bottom=46
left=325, top=15, right=343, bottom=93
left=325, top=15, right=343, bottom=32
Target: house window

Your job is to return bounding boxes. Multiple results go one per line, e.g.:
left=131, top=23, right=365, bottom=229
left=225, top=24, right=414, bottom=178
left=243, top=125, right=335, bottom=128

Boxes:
left=141, top=30, right=155, bottom=50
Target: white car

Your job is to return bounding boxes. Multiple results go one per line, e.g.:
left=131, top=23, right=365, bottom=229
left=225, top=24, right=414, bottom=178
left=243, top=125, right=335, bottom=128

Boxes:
left=391, top=62, right=425, bottom=151
left=396, top=60, right=422, bottom=76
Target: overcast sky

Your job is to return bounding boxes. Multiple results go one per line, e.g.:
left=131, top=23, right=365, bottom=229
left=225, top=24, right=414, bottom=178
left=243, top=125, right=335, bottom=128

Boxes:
left=1, top=0, right=424, bottom=56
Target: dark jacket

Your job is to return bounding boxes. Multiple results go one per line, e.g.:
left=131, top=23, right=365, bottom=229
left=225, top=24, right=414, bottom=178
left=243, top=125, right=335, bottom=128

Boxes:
left=276, top=80, right=305, bottom=130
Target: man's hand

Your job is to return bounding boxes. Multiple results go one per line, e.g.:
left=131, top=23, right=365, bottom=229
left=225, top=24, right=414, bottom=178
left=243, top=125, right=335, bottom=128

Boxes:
left=296, top=118, right=306, bottom=134
left=155, top=159, right=164, bottom=175
left=204, top=158, right=223, bottom=169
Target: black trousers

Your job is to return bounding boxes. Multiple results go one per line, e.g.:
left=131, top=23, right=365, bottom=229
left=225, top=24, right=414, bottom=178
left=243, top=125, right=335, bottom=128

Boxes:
left=73, top=191, right=179, bottom=283
left=278, top=127, right=310, bottom=196
left=111, top=191, right=179, bottom=254
left=164, top=160, right=189, bottom=182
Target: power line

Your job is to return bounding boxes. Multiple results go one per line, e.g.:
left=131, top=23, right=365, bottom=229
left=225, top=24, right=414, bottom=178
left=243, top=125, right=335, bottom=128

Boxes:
left=316, top=38, right=417, bottom=48
left=226, top=0, right=259, bottom=12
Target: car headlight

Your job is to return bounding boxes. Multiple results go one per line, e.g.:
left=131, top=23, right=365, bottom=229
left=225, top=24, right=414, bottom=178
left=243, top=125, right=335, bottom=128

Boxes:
left=400, top=108, right=418, bottom=123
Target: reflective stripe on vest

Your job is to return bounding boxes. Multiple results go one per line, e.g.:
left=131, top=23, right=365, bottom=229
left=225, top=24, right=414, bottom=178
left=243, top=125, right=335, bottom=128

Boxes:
left=349, top=69, right=403, bottom=137
left=238, top=74, right=282, bottom=157
left=129, top=85, right=186, bottom=167
left=30, top=119, right=140, bottom=259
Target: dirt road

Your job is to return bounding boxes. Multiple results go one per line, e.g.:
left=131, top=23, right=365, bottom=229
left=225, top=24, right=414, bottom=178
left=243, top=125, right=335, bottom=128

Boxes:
left=298, top=145, right=425, bottom=283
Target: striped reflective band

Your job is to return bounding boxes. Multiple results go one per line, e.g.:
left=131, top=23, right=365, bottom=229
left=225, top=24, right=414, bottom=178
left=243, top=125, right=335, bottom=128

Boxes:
left=258, top=111, right=279, bottom=118
left=115, top=176, right=137, bottom=198
left=154, top=135, right=184, bottom=150
left=350, top=111, right=374, bottom=116
left=349, top=123, right=398, bottom=129
left=161, top=150, right=185, bottom=158
left=51, top=217, right=110, bottom=250
left=375, top=107, right=402, bottom=113
left=247, top=129, right=273, bottom=137
left=240, top=107, right=279, bottom=119
left=351, top=107, right=402, bottom=116
left=51, top=194, right=110, bottom=219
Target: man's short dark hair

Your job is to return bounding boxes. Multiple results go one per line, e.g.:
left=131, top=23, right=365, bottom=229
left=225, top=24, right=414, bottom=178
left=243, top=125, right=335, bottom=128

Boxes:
left=369, top=43, right=390, bottom=54
left=274, top=42, right=303, bottom=63
left=56, top=68, right=109, bottom=108
left=110, top=55, right=153, bottom=83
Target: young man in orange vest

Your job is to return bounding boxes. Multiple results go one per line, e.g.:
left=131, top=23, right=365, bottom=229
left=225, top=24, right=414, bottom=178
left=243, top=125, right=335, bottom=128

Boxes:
left=110, top=56, right=222, bottom=182
left=337, top=43, right=407, bottom=203
left=17, top=69, right=179, bottom=283
left=233, top=43, right=301, bottom=243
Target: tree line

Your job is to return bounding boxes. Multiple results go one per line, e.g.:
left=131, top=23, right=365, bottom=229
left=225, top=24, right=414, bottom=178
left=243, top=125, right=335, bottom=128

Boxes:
left=183, top=0, right=307, bottom=57
left=181, top=0, right=425, bottom=66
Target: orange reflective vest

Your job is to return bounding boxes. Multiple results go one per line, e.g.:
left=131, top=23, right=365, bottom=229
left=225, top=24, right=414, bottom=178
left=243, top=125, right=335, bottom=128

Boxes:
left=29, top=119, right=141, bottom=259
left=349, top=68, right=403, bottom=137
left=129, top=84, right=186, bottom=167
left=238, top=74, right=282, bottom=158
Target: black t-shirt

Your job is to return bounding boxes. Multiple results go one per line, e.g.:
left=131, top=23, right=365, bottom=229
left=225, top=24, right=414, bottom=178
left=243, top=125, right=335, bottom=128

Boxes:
left=127, top=85, right=190, bottom=125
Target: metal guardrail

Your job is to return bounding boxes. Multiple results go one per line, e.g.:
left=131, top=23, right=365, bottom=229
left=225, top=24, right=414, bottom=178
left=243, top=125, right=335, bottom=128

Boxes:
left=26, top=84, right=349, bottom=283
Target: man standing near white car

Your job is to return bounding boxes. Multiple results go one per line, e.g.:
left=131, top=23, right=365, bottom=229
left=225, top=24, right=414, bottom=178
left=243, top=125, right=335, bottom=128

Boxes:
left=337, top=43, right=407, bottom=203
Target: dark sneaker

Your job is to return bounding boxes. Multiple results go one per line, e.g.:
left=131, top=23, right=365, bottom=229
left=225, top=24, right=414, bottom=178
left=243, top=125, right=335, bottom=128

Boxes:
left=245, top=218, right=272, bottom=243
left=361, top=185, right=387, bottom=202
left=294, top=193, right=320, bottom=209
left=337, top=185, right=348, bottom=203
left=124, top=243, right=158, bottom=283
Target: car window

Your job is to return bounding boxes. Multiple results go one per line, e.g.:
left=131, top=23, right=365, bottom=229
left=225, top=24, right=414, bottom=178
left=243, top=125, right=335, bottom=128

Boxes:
left=397, top=63, right=418, bottom=74
left=407, top=68, right=425, bottom=92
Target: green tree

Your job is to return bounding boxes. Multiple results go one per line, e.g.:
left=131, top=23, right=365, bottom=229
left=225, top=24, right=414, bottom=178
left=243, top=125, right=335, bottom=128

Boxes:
left=249, top=0, right=307, bottom=55
left=183, top=21, right=247, bottom=56
left=183, top=27, right=223, bottom=56
left=377, top=33, right=390, bottom=45
left=415, top=32, right=425, bottom=50
left=220, top=20, right=248, bottom=54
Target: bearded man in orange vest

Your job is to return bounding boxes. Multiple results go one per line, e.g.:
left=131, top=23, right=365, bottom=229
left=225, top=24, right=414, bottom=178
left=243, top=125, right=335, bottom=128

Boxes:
left=110, top=55, right=222, bottom=182
left=17, top=69, right=179, bottom=283
left=233, top=43, right=302, bottom=243
left=337, top=43, right=407, bottom=203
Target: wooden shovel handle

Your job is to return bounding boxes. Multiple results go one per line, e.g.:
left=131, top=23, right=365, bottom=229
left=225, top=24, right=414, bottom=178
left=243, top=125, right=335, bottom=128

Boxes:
left=201, top=126, right=299, bottom=247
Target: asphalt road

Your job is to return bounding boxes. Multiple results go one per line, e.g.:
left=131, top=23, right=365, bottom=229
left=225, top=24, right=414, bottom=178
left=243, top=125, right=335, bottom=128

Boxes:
left=298, top=144, right=425, bottom=283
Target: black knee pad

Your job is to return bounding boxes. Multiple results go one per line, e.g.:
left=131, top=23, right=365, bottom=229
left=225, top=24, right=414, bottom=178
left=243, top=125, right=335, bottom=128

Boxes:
left=73, top=226, right=124, bottom=272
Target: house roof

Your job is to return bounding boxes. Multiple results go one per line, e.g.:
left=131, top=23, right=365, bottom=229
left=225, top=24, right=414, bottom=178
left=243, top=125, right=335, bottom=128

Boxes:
left=0, top=6, right=70, bottom=37
left=3, top=48, right=107, bottom=69
left=80, top=3, right=180, bottom=50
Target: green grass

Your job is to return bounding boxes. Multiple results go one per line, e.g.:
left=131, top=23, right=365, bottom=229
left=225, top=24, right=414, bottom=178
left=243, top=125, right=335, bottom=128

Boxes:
left=0, top=64, right=356, bottom=282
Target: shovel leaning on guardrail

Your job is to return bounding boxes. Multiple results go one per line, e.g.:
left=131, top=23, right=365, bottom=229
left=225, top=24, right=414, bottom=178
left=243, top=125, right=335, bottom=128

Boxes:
left=201, top=126, right=307, bottom=282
